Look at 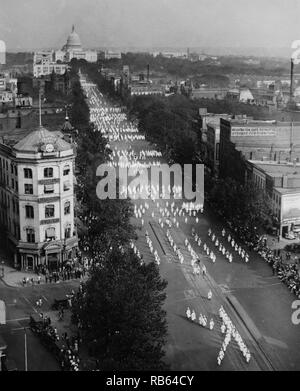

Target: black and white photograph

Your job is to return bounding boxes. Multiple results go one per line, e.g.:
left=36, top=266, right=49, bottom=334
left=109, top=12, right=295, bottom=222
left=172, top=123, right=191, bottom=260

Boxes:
left=0, top=0, right=300, bottom=379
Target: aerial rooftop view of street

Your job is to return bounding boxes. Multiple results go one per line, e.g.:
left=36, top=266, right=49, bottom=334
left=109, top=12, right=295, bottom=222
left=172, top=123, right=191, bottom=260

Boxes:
left=0, top=0, right=300, bottom=383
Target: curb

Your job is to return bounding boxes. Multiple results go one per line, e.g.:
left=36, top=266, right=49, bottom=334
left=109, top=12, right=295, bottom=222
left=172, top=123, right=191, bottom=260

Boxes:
left=226, top=294, right=276, bottom=371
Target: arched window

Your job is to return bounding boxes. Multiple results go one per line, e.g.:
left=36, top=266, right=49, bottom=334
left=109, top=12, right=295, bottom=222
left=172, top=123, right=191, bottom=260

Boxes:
left=25, top=205, right=34, bottom=219
left=44, top=167, right=53, bottom=178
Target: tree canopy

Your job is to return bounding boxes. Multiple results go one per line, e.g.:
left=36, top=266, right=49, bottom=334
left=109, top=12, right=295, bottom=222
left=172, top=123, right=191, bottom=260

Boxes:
left=72, top=248, right=168, bottom=371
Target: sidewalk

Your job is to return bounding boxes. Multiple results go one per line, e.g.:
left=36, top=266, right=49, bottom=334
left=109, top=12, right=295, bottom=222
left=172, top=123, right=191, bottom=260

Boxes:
left=42, top=309, right=96, bottom=371
left=0, top=264, right=88, bottom=288
left=264, top=234, right=300, bottom=264
left=0, top=265, right=38, bottom=288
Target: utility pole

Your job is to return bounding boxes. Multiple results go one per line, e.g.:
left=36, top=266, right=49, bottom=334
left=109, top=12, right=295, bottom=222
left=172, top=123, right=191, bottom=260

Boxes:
left=12, top=326, right=29, bottom=371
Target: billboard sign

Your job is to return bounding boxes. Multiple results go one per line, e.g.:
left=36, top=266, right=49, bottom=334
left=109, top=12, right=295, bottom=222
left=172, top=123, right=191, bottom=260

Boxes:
left=281, top=192, right=300, bottom=223
left=231, top=127, right=277, bottom=137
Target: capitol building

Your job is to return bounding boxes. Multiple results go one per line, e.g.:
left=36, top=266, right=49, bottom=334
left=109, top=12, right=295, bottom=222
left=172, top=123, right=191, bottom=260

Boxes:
left=33, top=25, right=97, bottom=77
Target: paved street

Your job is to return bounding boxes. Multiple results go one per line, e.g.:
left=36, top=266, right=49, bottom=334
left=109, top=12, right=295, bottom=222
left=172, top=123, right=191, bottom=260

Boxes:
left=0, top=279, right=81, bottom=370
left=81, top=73, right=300, bottom=371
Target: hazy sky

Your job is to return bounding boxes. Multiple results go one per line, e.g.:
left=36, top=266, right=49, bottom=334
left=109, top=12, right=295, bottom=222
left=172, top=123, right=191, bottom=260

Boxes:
left=1, top=0, right=300, bottom=51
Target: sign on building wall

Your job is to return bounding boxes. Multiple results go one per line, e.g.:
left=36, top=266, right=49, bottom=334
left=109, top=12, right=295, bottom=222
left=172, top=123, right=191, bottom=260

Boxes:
left=231, top=127, right=277, bottom=137
left=281, top=193, right=300, bottom=223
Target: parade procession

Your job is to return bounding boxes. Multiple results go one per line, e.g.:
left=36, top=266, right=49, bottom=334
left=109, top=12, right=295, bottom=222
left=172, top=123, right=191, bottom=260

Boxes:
left=78, top=72, right=267, bottom=371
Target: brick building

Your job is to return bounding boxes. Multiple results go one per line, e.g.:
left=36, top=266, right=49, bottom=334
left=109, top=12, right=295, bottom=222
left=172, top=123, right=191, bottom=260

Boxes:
left=219, top=118, right=300, bottom=182
left=246, top=160, right=300, bottom=237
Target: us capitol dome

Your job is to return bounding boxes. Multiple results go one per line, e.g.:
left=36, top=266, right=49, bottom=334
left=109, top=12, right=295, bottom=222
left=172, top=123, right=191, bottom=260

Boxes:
left=62, top=25, right=82, bottom=51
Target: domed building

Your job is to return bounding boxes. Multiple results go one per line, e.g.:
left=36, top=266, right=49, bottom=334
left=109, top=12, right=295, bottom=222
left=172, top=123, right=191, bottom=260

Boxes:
left=0, top=124, right=78, bottom=270
left=60, top=25, right=97, bottom=63
left=33, top=25, right=97, bottom=77
left=62, top=25, right=82, bottom=52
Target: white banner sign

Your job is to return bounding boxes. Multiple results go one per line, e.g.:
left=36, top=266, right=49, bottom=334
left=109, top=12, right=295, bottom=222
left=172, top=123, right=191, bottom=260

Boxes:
left=231, top=127, right=277, bottom=137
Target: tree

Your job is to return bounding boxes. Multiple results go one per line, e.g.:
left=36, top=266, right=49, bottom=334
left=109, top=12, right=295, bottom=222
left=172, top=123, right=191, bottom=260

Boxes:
left=208, top=177, right=269, bottom=242
left=72, top=248, right=168, bottom=370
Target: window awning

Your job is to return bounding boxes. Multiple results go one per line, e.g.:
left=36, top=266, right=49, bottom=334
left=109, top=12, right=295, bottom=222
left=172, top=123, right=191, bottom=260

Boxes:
left=44, top=184, right=54, bottom=191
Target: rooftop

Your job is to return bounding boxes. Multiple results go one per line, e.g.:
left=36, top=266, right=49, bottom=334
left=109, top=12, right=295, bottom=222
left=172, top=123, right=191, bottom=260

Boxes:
left=274, top=187, right=300, bottom=195
left=13, top=126, right=71, bottom=153
left=226, top=119, right=300, bottom=127
left=250, top=161, right=300, bottom=176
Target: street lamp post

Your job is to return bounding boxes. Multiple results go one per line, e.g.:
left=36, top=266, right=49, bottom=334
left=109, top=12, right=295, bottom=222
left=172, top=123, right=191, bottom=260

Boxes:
left=24, top=328, right=28, bottom=372
left=12, top=326, right=29, bottom=371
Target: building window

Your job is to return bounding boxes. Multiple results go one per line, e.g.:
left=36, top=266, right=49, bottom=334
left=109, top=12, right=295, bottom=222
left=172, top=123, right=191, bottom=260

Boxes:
left=24, top=184, right=33, bottom=194
left=64, top=201, right=71, bottom=215
left=45, top=227, right=55, bottom=240
left=63, top=181, right=71, bottom=191
left=45, top=204, right=55, bottom=218
left=44, top=167, right=53, bottom=178
left=14, top=166, right=17, bottom=176
left=216, top=143, right=220, bottom=161
left=25, top=205, right=34, bottom=219
left=63, top=165, right=70, bottom=176
left=44, top=184, right=54, bottom=194
left=65, top=227, right=71, bottom=239
left=24, top=168, right=32, bottom=178
left=26, top=228, right=35, bottom=243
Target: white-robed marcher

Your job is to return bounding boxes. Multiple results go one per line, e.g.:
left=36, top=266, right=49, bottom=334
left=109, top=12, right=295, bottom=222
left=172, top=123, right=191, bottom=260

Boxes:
left=191, top=310, right=196, bottom=322
left=207, top=290, right=212, bottom=300
left=186, top=307, right=191, bottom=319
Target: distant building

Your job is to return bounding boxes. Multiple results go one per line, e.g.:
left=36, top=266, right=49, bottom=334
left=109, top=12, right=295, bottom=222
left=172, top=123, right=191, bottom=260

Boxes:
left=33, top=25, right=97, bottom=77
left=160, top=51, right=187, bottom=59
left=0, top=125, right=78, bottom=270
left=0, top=109, right=34, bottom=132
left=104, top=51, right=122, bottom=60
left=199, top=113, right=233, bottom=177
left=33, top=62, right=68, bottom=78
left=190, top=87, right=228, bottom=100
left=128, top=84, right=164, bottom=96
left=14, top=95, right=33, bottom=108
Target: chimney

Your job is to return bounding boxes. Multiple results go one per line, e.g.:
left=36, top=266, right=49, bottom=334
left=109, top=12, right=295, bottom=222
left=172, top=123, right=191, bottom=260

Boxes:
left=290, top=58, right=294, bottom=101
left=282, top=175, right=288, bottom=188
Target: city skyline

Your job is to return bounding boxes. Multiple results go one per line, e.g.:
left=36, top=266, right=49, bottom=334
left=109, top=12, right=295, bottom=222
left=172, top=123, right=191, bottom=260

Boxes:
left=0, top=0, right=300, bottom=56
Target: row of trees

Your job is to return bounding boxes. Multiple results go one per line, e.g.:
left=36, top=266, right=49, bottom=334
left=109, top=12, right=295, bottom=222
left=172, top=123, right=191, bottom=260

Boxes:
left=67, top=67, right=169, bottom=370
left=128, top=94, right=200, bottom=165
left=207, top=177, right=272, bottom=243
left=98, top=52, right=288, bottom=79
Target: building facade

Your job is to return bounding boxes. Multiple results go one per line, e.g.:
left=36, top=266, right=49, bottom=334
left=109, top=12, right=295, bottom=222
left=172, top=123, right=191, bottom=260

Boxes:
left=219, top=118, right=300, bottom=182
left=0, top=125, right=78, bottom=270
left=246, top=160, right=300, bottom=237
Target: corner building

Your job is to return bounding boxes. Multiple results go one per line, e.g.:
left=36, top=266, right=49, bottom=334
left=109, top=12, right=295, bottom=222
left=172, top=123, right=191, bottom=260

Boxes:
left=0, top=125, right=78, bottom=270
